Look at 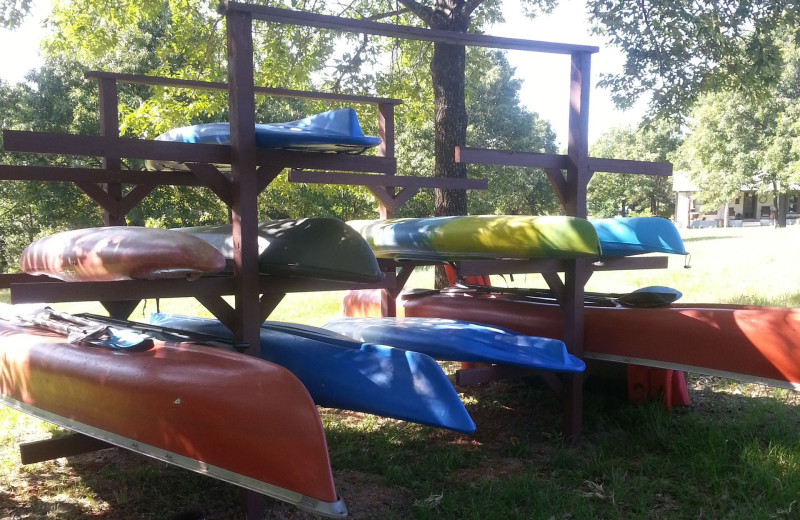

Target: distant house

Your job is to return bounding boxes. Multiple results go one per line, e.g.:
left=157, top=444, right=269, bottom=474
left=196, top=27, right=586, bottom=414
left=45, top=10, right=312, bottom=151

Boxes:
left=672, top=171, right=800, bottom=228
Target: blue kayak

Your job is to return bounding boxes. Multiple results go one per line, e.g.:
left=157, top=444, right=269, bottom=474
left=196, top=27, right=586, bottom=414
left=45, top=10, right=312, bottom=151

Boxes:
left=149, top=313, right=476, bottom=434
left=592, top=217, right=686, bottom=257
left=323, top=317, right=585, bottom=373
left=154, top=108, right=380, bottom=152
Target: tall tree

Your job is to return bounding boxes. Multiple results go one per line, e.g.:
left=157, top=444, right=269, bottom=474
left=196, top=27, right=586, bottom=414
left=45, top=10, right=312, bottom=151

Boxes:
left=394, top=0, right=554, bottom=221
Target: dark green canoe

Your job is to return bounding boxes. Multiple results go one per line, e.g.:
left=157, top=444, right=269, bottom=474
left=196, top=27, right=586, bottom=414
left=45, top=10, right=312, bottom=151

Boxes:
left=179, top=218, right=383, bottom=283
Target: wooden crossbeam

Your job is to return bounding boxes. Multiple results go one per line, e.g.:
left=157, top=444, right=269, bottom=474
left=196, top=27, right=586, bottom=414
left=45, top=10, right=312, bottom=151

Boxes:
left=221, top=4, right=599, bottom=55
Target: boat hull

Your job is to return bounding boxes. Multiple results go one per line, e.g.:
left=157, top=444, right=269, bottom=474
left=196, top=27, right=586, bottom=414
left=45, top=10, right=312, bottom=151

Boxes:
left=0, top=321, right=345, bottom=515
left=591, top=217, right=686, bottom=256
left=323, top=316, right=584, bottom=373
left=149, top=314, right=476, bottom=433
left=19, top=227, right=227, bottom=282
left=401, top=291, right=800, bottom=389
left=348, top=215, right=601, bottom=261
left=177, top=218, right=382, bottom=283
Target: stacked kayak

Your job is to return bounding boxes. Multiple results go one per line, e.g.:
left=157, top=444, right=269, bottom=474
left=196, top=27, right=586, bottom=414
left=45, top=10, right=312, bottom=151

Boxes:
left=591, top=217, right=685, bottom=256
left=348, top=215, right=601, bottom=261
left=324, top=316, right=585, bottom=373
left=348, top=216, right=685, bottom=261
left=177, top=218, right=383, bottom=283
left=399, top=289, right=800, bottom=391
left=150, top=313, right=476, bottom=433
left=147, top=108, right=381, bottom=170
left=0, top=316, right=346, bottom=517
left=20, top=227, right=226, bottom=282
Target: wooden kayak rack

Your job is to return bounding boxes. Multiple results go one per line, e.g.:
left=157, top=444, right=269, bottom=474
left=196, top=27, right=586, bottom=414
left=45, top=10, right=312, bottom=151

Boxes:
left=0, top=1, right=673, bottom=517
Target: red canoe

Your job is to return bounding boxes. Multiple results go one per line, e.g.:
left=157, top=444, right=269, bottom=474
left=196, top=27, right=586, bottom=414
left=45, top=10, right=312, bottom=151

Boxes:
left=0, top=321, right=346, bottom=517
left=20, top=227, right=227, bottom=282
left=342, top=289, right=800, bottom=390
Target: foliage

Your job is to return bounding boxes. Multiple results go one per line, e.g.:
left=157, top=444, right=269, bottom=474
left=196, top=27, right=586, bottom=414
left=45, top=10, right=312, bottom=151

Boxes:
left=589, top=0, right=800, bottom=119
left=678, top=39, right=800, bottom=218
left=588, top=121, right=681, bottom=218
left=0, top=0, right=31, bottom=28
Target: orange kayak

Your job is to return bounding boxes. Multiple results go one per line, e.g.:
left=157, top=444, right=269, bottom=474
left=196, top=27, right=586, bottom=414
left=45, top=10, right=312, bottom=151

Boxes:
left=342, top=288, right=800, bottom=390
left=0, top=321, right=346, bottom=516
left=399, top=290, right=800, bottom=390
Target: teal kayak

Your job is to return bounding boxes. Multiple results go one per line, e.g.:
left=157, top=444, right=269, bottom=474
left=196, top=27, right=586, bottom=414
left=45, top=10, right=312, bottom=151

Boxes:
left=592, top=217, right=686, bottom=257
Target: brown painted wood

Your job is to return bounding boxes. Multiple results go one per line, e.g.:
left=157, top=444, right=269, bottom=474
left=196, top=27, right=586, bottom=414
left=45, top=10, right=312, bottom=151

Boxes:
left=100, top=300, right=140, bottom=319
left=187, top=163, right=233, bottom=206
left=456, top=147, right=672, bottom=177
left=256, top=166, right=283, bottom=194
left=20, top=433, right=115, bottom=465
left=195, top=295, right=237, bottom=333
left=98, top=77, right=124, bottom=226
left=0, top=273, right=45, bottom=289
left=117, top=184, right=157, bottom=217
left=2, top=130, right=231, bottom=164
left=288, top=170, right=487, bottom=190
left=257, top=150, right=395, bottom=173
left=0, top=165, right=200, bottom=185
left=227, top=9, right=265, bottom=361
left=10, top=277, right=237, bottom=304
left=85, top=70, right=403, bottom=106
left=221, top=3, right=599, bottom=55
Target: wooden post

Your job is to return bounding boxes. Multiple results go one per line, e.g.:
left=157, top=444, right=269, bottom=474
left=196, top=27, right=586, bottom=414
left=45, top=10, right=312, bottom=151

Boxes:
left=378, top=102, right=397, bottom=316
left=97, top=77, right=124, bottom=226
left=226, top=11, right=266, bottom=517
left=561, top=51, right=592, bottom=442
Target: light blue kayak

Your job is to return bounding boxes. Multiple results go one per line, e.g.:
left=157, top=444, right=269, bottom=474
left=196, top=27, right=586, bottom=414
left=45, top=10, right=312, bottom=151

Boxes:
left=323, top=317, right=585, bottom=373
left=149, top=313, right=476, bottom=434
left=592, top=217, right=686, bottom=257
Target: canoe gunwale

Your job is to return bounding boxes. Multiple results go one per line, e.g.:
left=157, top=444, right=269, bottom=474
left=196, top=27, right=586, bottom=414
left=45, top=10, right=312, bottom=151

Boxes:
left=0, top=395, right=348, bottom=518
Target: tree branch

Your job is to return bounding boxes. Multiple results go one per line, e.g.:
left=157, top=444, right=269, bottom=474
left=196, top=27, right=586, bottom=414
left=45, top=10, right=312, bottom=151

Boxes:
left=396, top=0, right=436, bottom=27
left=366, top=8, right=411, bottom=21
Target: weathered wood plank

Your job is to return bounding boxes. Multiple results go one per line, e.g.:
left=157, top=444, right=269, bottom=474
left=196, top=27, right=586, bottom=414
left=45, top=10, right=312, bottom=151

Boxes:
left=84, top=71, right=402, bottom=106
left=220, top=4, right=599, bottom=55
left=288, top=170, right=487, bottom=189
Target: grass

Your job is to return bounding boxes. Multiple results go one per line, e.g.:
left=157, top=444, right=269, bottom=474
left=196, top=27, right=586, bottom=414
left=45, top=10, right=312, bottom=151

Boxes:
left=3, top=226, right=800, bottom=518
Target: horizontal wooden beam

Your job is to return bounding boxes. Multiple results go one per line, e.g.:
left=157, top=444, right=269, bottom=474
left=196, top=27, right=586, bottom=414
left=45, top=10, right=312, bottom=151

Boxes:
left=2, top=131, right=395, bottom=174
left=455, top=255, right=669, bottom=277
left=10, top=277, right=237, bottom=304
left=257, top=151, right=395, bottom=174
left=84, top=71, right=403, bottom=106
left=288, top=170, right=488, bottom=190
left=221, top=4, right=599, bottom=55
left=456, top=147, right=673, bottom=176
left=3, top=130, right=230, bottom=163
left=20, top=433, right=114, bottom=465
left=0, top=165, right=201, bottom=186
left=9, top=273, right=395, bottom=304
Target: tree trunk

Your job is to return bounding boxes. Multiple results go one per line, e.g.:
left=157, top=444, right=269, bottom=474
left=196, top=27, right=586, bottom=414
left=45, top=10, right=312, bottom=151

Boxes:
left=777, top=192, right=788, bottom=228
left=431, top=40, right=469, bottom=288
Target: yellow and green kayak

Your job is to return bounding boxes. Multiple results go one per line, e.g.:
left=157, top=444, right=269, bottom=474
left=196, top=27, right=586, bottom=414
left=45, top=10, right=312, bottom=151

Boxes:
left=347, top=215, right=601, bottom=261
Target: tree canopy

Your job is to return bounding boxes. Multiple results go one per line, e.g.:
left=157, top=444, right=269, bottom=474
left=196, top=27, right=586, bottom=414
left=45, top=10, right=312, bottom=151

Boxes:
left=590, top=0, right=800, bottom=119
